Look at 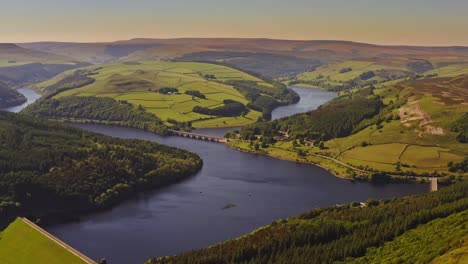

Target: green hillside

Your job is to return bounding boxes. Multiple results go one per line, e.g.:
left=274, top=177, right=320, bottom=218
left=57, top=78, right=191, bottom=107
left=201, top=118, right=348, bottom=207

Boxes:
left=27, top=61, right=298, bottom=129
left=0, top=218, right=87, bottom=264
left=227, top=73, right=468, bottom=179
left=0, top=111, right=202, bottom=221
left=148, top=182, right=468, bottom=264
left=289, top=57, right=468, bottom=92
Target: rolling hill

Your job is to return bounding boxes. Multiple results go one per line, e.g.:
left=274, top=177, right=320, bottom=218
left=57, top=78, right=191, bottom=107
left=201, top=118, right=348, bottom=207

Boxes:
left=25, top=61, right=298, bottom=129
left=0, top=44, right=88, bottom=88
left=19, top=39, right=468, bottom=78
left=289, top=55, right=468, bottom=91
left=228, top=70, right=468, bottom=179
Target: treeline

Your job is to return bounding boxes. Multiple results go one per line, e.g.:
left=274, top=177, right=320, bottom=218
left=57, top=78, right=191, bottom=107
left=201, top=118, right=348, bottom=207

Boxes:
left=148, top=182, right=468, bottom=264
left=236, top=95, right=383, bottom=140
left=22, top=96, right=169, bottom=135
left=40, top=69, right=95, bottom=98
left=0, top=111, right=202, bottom=223
left=451, top=113, right=467, bottom=143
left=448, top=158, right=468, bottom=173
left=226, top=80, right=299, bottom=120
left=193, top=99, right=247, bottom=117
left=158, top=87, right=179, bottom=94
left=289, top=69, right=408, bottom=92
left=185, top=90, right=206, bottom=99
left=0, top=81, right=26, bottom=108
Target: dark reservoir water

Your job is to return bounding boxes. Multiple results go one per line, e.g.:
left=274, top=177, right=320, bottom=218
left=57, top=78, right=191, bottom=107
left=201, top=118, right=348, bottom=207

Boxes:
left=0, top=87, right=42, bottom=113
left=7, top=88, right=429, bottom=264
left=194, top=86, right=337, bottom=137
left=271, top=86, right=337, bottom=120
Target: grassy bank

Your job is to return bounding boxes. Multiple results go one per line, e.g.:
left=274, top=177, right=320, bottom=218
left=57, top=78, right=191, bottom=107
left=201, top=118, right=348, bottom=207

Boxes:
left=0, top=218, right=87, bottom=264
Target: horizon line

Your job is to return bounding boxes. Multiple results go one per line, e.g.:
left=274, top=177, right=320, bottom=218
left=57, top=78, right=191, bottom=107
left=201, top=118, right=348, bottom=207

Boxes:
left=9, top=37, right=468, bottom=48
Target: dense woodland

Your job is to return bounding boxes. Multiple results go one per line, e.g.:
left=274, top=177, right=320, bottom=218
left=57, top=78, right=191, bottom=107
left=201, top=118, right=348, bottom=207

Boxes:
left=226, top=80, right=299, bottom=120
left=23, top=96, right=169, bottom=135
left=0, top=81, right=26, bottom=108
left=193, top=99, right=247, bottom=117
left=235, top=94, right=383, bottom=141
left=148, top=183, right=468, bottom=264
left=185, top=90, right=206, bottom=99
left=451, top=113, right=468, bottom=143
left=0, top=111, right=202, bottom=223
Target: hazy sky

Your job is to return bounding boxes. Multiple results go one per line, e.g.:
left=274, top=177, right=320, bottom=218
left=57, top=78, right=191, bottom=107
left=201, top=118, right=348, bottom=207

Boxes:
left=2, top=0, right=468, bottom=45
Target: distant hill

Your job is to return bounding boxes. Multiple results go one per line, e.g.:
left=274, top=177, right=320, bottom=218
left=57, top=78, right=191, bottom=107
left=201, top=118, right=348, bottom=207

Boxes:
left=0, top=81, right=26, bottom=108
left=20, top=38, right=468, bottom=62
left=18, top=39, right=468, bottom=78
left=18, top=41, right=162, bottom=64
left=0, top=43, right=73, bottom=63
left=0, top=44, right=88, bottom=88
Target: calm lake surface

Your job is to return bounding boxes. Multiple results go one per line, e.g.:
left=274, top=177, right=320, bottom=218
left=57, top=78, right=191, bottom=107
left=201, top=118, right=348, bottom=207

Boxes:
left=8, top=87, right=429, bottom=264
left=0, top=87, right=42, bottom=113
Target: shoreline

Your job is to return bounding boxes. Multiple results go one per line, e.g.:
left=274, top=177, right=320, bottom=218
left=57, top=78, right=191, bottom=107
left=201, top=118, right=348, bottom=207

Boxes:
left=227, top=142, right=352, bottom=180
left=226, top=141, right=439, bottom=184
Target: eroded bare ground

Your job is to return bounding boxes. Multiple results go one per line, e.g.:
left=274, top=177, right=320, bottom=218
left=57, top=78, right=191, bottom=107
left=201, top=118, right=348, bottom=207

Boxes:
left=398, top=75, right=468, bottom=137
left=399, top=100, right=444, bottom=137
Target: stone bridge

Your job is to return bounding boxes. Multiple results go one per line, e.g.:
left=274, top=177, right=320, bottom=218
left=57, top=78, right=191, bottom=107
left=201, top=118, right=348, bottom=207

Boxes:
left=170, top=130, right=227, bottom=143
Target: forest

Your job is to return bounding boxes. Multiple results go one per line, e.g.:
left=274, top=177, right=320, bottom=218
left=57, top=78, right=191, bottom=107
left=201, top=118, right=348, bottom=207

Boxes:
left=0, top=111, right=202, bottom=224
left=148, top=182, right=468, bottom=264
left=451, top=113, right=468, bottom=143
left=236, top=94, right=383, bottom=140
left=193, top=99, right=247, bottom=117
left=185, top=90, right=206, bottom=99
left=0, top=81, right=26, bottom=108
left=22, top=96, right=170, bottom=135
left=226, top=80, right=299, bottom=120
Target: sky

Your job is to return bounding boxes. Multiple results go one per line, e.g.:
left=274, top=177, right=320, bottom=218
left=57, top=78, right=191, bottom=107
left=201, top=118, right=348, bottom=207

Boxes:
left=1, top=0, right=468, bottom=46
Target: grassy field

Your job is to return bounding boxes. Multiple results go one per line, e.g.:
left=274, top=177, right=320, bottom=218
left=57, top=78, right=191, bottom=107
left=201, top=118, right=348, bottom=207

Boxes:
left=0, top=219, right=87, bottom=264
left=230, top=70, right=468, bottom=178
left=290, top=57, right=468, bottom=92
left=330, top=74, right=468, bottom=175
left=290, top=58, right=411, bottom=89
left=431, top=237, right=468, bottom=264
left=42, top=61, right=270, bottom=128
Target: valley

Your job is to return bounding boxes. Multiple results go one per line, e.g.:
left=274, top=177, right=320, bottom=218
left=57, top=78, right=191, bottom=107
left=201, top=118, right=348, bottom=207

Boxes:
left=228, top=70, right=468, bottom=181
left=0, top=33, right=466, bottom=264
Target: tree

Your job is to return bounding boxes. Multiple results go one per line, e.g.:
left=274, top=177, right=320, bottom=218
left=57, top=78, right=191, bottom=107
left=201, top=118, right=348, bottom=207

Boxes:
left=318, top=141, right=325, bottom=149
left=254, top=143, right=260, bottom=151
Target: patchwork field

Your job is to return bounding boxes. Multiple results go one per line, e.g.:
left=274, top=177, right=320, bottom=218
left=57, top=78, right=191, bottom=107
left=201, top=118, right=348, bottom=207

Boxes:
left=290, top=58, right=412, bottom=89
left=330, top=74, right=468, bottom=174
left=43, top=61, right=273, bottom=128
left=290, top=56, right=468, bottom=93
